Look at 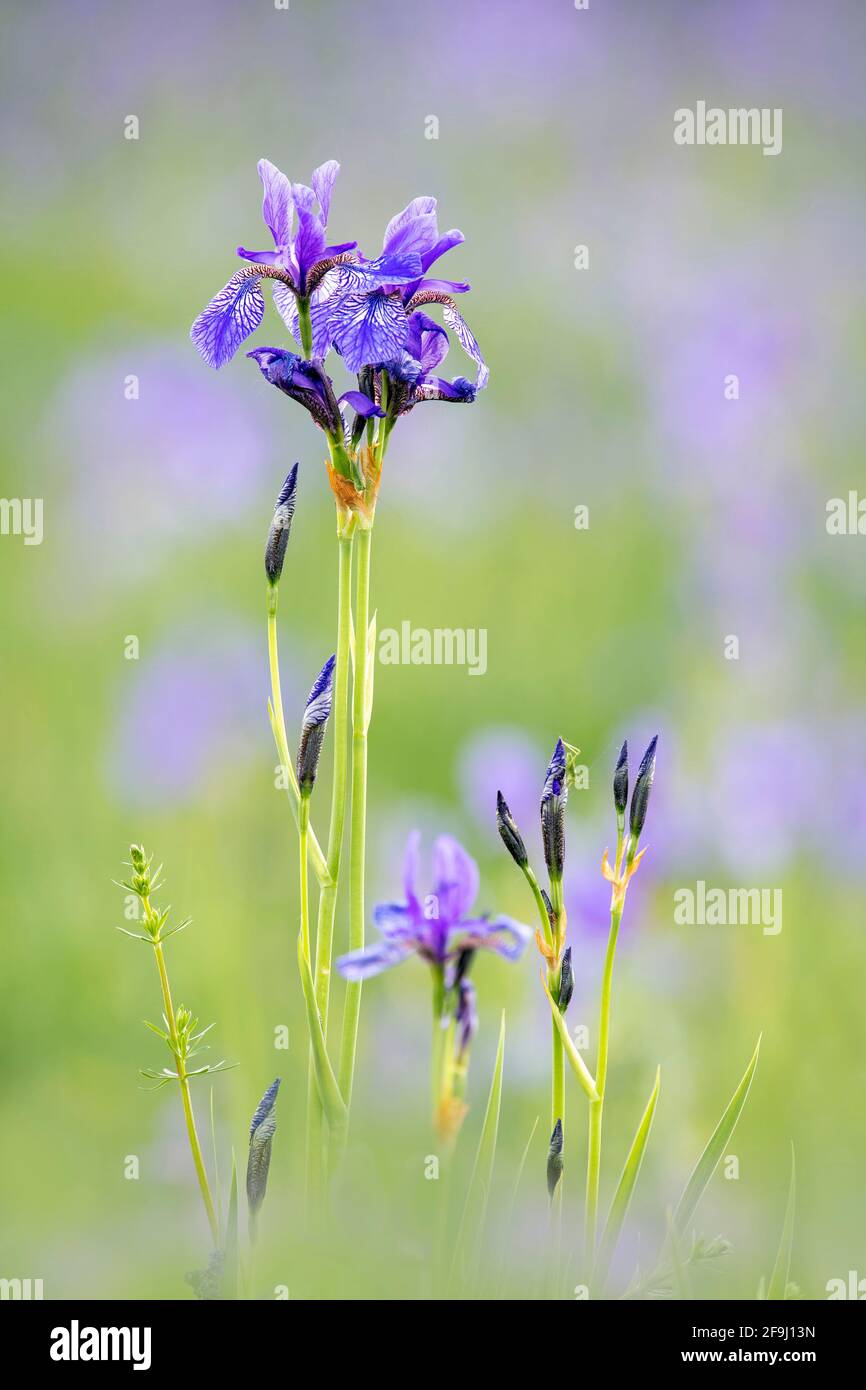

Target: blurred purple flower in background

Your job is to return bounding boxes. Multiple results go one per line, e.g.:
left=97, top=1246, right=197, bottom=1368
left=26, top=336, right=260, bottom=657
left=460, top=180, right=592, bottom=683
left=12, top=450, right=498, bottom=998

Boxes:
left=459, top=727, right=547, bottom=849
left=105, top=617, right=278, bottom=808
left=336, top=831, right=530, bottom=981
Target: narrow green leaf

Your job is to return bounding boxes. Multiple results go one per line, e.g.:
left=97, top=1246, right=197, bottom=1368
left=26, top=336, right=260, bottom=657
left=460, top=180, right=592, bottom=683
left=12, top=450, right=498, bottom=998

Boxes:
left=673, top=1033, right=761, bottom=1239
left=766, top=1143, right=796, bottom=1300
left=541, top=977, right=599, bottom=1101
left=296, top=934, right=347, bottom=1134
left=223, top=1151, right=239, bottom=1300
left=209, top=1086, right=222, bottom=1246
left=594, top=1066, right=661, bottom=1292
left=496, top=1114, right=540, bottom=1299
left=451, top=1011, right=506, bottom=1291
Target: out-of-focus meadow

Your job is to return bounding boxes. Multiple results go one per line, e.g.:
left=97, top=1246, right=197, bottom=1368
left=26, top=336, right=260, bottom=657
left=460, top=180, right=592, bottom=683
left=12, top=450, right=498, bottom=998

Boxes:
left=1, top=0, right=865, bottom=1299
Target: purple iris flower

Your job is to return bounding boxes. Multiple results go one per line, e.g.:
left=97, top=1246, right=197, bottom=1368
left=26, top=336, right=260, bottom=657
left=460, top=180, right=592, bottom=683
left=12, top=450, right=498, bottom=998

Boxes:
left=326, top=196, right=489, bottom=391
left=336, top=832, right=530, bottom=981
left=190, top=158, right=422, bottom=370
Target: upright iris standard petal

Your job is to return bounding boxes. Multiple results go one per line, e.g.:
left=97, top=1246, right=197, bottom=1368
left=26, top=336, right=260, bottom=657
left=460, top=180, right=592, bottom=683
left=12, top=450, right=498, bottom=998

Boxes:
left=265, top=463, right=299, bottom=586
left=432, top=834, right=480, bottom=924
left=190, top=270, right=266, bottom=369
left=311, top=160, right=339, bottom=226
left=297, top=654, right=336, bottom=793
left=257, top=159, right=294, bottom=246
left=383, top=196, right=440, bottom=257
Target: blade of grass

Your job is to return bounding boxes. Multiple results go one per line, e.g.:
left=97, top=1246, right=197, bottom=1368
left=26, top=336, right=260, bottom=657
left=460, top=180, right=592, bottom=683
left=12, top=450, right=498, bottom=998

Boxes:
left=209, top=1086, right=222, bottom=1245
left=496, top=1114, right=540, bottom=1299
left=765, top=1143, right=796, bottom=1300
left=594, top=1065, right=661, bottom=1293
left=223, top=1151, right=239, bottom=1301
left=450, top=1011, right=506, bottom=1293
left=673, top=1033, right=761, bottom=1239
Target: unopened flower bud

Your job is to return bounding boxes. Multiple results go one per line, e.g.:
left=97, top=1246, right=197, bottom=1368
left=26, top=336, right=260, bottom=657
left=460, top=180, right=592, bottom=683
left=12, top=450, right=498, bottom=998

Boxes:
left=540, top=738, right=568, bottom=879
left=547, top=1117, right=564, bottom=1199
left=629, top=735, right=658, bottom=841
left=613, top=740, right=628, bottom=819
left=265, top=464, right=298, bottom=586
left=246, top=1077, right=281, bottom=1243
left=558, top=946, right=574, bottom=1012
left=455, top=978, right=478, bottom=1062
left=496, top=791, right=528, bottom=869
left=297, top=654, right=336, bottom=793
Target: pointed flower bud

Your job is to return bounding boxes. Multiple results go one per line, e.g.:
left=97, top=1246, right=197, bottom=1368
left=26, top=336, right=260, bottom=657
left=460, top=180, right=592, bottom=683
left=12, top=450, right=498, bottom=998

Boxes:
left=613, top=739, right=628, bottom=818
left=496, top=790, right=528, bottom=870
left=246, top=1077, right=281, bottom=1243
left=297, top=654, right=336, bottom=793
left=265, top=463, right=298, bottom=585
left=629, top=735, right=658, bottom=841
left=540, top=737, right=568, bottom=879
left=558, top=945, right=574, bottom=1012
left=455, top=978, right=478, bottom=1063
left=547, top=1117, right=564, bottom=1199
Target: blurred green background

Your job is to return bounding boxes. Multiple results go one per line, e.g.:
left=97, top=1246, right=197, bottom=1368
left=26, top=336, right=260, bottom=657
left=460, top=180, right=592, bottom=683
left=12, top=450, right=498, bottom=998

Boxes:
left=1, top=0, right=865, bottom=1299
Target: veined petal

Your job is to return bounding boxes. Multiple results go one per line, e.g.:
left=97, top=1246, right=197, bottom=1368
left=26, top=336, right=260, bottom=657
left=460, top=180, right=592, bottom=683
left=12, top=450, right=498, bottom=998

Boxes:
left=383, top=196, right=439, bottom=256
left=336, top=939, right=411, bottom=981
left=342, top=252, right=424, bottom=285
left=294, top=210, right=327, bottom=282
left=236, top=246, right=289, bottom=268
left=329, top=290, right=409, bottom=372
left=442, top=303, right=488, bottom=389
left=432, top=835, right=479, bottom=923
left=311, top=160, right=339, bottom=225
left=190, top=270, right=266, bottom=369
left=257, top=159, right=293, bottom=247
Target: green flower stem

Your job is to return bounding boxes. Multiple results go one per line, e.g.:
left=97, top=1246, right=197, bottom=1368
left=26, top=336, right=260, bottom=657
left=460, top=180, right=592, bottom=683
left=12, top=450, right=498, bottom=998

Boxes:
left=337, top=518, right=373, bottom=1113
left=299, top=794, right=311, bottom=966
left=585, top=896, right=624, bottom=1261
left=549, top=875, right=565, bottom=1141
left=430, top=966, right=447, bottom=1121
left=306, top=522, right=355, bottom=1188
left=297, top=296, right=313, bottom=358
left=266, top=589, right=328, bottom=885
left=143, top=895, right=218, bottom=1245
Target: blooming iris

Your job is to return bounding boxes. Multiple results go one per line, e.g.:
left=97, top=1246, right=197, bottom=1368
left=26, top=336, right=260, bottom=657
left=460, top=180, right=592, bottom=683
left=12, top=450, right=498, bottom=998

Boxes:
left=336, top=832, right=530, bottom=981
left=327, top=196, right=489, bottom=394
left=190, top=158, right=420, bottom=370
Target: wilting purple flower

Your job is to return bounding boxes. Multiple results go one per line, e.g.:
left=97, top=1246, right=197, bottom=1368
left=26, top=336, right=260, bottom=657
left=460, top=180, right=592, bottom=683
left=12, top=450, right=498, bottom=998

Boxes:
left=454, top=977, right=478, bottom=1062
left=191, top=158, right=420, bottom=370
left=327, top=196, right=488, bottom=391
left=246, top=347, right=382, bottom=437
left=264, top=463, right=298, bottom=585
left=336, top=832, right=530, bottom=981
left=540, top=737, right=568, bottom=879
left=297, top=654, right=336, bottom=792
left=381, top=310, right=485, bottom=417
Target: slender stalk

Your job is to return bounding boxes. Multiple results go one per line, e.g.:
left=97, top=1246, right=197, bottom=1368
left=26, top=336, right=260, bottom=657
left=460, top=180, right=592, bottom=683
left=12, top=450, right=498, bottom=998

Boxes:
left=306, top=523, right=355, bottom=1189
left=143, top=896, right=218, bottom=1245
left=266, top=589, right=328, bottom=884
left=585, top=897, right=623, bottom=1261
left=337, top=520, right=373, bottom=1110
left=430, top=966, right=447, bottom=1121
left=299, top=795, right=311, bottom=965
left=297, top=296, right=313, bottom=358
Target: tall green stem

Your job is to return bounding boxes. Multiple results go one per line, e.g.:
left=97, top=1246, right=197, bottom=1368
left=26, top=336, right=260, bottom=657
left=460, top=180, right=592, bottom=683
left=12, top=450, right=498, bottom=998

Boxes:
left=306, top=524, right=355, bottom=1188
left=585, top=898, right=623, bottom=1261
left=338, top=520, right=373, bottom=1112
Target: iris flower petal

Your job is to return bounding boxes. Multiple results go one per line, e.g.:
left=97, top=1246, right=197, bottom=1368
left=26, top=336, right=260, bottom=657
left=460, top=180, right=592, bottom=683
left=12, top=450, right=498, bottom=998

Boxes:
left=336, top=939, right=411, bottom=981
left=257, top=158, right=294, bottom=247
left=432, top=835, right=479, bottom=924
left=311, top=159, right=340, bottom=225
left=328, top=290, right=409, bottom=372
left=190, top=270, right=266, bottom=369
